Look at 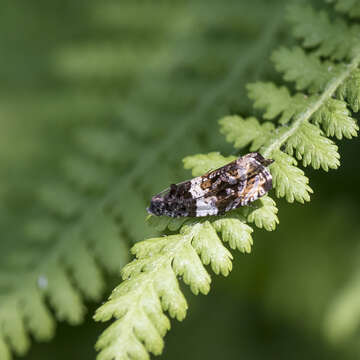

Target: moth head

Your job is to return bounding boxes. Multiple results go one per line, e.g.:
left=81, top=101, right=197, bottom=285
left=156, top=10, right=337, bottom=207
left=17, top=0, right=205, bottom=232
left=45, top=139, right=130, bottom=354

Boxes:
left=147, top=195, right=166, bottom=216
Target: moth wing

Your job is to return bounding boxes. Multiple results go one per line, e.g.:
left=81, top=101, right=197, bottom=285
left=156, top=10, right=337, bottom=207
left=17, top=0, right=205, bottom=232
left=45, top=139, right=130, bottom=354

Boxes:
left=154, top=175, right=203, bottom=201
left=154, top=158, right=242, bottom=200
left=150, top=152, right=273, bottom=217
left=195, top=166, right=272, bottom=216
left=172, top=157, right=272, bottom=216
left=223, top=167, right=272, bottom=213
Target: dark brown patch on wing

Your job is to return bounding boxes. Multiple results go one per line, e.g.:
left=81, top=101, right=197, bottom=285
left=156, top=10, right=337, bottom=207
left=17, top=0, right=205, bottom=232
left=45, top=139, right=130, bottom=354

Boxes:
left=201, top=179, right=212, bottom=190
left=171, top=181, right=192, bottom=199
left=213, top=158, right=272, bottom=214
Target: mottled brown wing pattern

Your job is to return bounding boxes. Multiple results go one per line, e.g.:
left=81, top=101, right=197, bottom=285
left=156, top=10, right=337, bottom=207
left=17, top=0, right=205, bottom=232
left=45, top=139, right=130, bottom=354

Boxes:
left=214, top=167, right=271, bottom=215
left=147, top=152, right=274, bottom=218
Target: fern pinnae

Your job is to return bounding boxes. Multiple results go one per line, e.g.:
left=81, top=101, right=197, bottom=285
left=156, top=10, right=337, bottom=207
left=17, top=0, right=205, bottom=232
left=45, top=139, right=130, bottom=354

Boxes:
left=262, top=53, right=360, bottom=159
left=94, top=215, right=262, bottom=360
left=94, top=225, right=206, bottom=358
left=94, top=2, right=360, bottom=359
left=95, top=198, right=277, bottom=360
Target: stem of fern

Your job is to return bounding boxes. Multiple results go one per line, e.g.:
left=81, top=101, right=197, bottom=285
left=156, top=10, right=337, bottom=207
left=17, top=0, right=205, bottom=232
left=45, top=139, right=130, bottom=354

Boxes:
left=262, top=54, right=360, bottom=159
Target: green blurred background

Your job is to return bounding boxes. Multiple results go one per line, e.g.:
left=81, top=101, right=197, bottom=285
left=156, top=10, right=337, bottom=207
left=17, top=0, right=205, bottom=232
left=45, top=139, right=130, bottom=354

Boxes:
left=1, top=0, right=360, bottom=359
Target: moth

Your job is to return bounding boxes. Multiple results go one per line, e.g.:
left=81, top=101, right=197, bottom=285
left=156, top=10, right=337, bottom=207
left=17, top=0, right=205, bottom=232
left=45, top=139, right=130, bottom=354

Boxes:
left=147, top=152, right=274, bottom=218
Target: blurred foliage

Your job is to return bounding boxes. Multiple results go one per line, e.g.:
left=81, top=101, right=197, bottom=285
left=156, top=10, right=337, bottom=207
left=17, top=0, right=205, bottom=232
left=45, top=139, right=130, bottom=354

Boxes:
left=0, top=0, right=359, bottom=359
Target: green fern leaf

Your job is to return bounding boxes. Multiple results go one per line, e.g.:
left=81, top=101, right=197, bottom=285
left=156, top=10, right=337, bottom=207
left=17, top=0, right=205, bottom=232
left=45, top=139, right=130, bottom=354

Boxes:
left=86, top=214, right=130, bottom=274
left=94, top=221, right=244, bottom=359
left=270, top=150, right=313, bottom=203
left=0, top=303, right=30, bottom=356
left=171, top=237, right=212, bottom=295
left=22, top=289, right=55, bottom=342
left=272, top=47, right=343, bottom=93
left=45, top=266, right=86, bottom=325
left=219, top=115, right=274, bottom=150
left=287, top=4, right=359, bottom=59
left=246, top=195, right=279, bottom=231
left=313, top=98, right=358, bottom=139
left=337, top=69, right=360, bottom=112
left=285, top=122, right=340, bottom=171
left=247, top=82, right=309, bottom=124
left=212, top=215, right=253, bottom=253
left=63, top=240, right=105, bottom=301
left=192, top=221, right=233, bottom=276
left=0, top=336, right=11, bottom=360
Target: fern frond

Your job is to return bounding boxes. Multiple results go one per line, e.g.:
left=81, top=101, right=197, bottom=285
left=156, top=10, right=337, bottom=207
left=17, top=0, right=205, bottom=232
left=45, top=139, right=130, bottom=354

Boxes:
left=94, top=2, right=360, bottom=359
left=262, top=55, right=360, bottom=161
left=95, top=211, right=267, bottom=359
left=0, top=212, right=129, bottom=360
left=288, top=4, right=360, bottom=59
